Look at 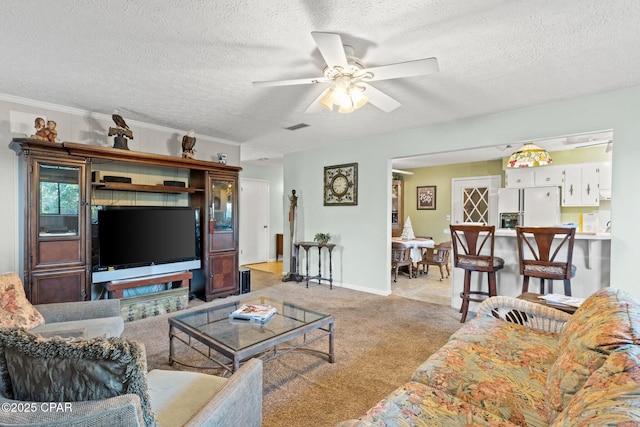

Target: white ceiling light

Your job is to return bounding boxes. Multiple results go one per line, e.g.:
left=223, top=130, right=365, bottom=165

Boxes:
left=319, top=75, right=369, bottom=113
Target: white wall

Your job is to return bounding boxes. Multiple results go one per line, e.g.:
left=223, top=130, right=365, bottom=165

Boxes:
left=0, top=96, right=239, bottom=275
left=284, top=85, right=640, bottom=298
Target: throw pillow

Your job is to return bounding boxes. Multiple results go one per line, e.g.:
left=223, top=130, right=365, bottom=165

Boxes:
left=545, top=288, right=640, bottom=418
left=0, top=272, right=44, bottom=329
left=0, top=327, right=157, bottom=427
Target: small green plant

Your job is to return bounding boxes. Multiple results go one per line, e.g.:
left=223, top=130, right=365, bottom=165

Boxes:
left=314, top=232, right=331, bottom=245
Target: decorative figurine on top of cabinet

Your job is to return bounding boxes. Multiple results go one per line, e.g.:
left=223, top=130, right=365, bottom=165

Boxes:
left=46, top=120, right=58, bottom=143
left=181, top=129, right=197, bottom=159
left=32, top=117, right=59, bottom=143
left=32, top=117, right=48, bottom=141
left=108, top=109, right=134, bottom=150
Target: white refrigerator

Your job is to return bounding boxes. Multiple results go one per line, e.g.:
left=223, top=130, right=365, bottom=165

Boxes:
left=498, top=186, right=560, bottom=226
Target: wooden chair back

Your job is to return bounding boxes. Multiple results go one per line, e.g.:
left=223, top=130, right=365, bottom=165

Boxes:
left=449, top=224, right=500, bottom=273
left=516, top=226, right=576, bottom=294
left=391, top=241, right=413, bottom=281
left=417, top=241, right=452, bottom=279
left=391, top=241, right=412, bottom=264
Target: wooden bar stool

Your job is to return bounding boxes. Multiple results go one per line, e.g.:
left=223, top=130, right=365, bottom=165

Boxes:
left=516, top=226, right=576, bottom=296
left=450, top=225, right=504, bottom=322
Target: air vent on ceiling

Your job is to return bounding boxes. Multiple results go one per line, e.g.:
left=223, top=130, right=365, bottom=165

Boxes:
left=285, top=123, right=310, bottom=131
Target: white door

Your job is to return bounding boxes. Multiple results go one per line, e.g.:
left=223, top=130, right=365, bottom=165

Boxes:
left=239, top=178, right=269, bottom=265
left=451, top=176, right=501, bottom=226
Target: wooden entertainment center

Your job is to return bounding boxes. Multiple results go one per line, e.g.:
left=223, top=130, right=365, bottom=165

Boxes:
left=10, top=138, right=241, bottom=304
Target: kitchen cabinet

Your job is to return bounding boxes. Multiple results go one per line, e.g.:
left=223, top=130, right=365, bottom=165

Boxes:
left=391, top=180, right=404, bottom=237
left=562, top=164, right=600, bottom=206
left=506, top=166, right=563, bottom=188
left=534, top=167, right=564, bottom=187
left=505, top=169, right=534, bottom=188
left=598, top=162, right=612, bottom=199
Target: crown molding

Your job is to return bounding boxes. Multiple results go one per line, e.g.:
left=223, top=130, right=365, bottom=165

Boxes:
left=0, top=92, right=239, bottom=146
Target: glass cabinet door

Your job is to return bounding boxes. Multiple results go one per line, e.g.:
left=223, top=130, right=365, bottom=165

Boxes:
left=32, top=158, right=87, bottom=273
left=208, top=175, right=237, bottom=252
left=38, top=164, right=81, bottom=237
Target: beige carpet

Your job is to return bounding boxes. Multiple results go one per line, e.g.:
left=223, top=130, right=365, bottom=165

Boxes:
left=123, top=270, right=462, bottom=427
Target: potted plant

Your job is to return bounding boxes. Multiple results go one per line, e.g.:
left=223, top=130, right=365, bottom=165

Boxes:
left=314, top=232, right=331, bottom=246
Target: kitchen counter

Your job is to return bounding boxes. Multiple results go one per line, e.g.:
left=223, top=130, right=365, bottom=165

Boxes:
left=494, top=229, right=612, bottom=240
left=450, top=229, right=611, bottom=312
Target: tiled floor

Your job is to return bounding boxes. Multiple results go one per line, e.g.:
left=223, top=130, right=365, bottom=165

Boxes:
left=392, top=268, right=452, bottom=306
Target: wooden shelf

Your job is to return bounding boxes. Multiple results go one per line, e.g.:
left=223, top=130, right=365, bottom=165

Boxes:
left=92, top=182, right=203, bottom=194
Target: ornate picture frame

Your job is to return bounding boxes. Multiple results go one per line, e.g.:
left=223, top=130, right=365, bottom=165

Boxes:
left=324, top=163, right=358, bottom=206
left=417, top=185, right=436, bottom=210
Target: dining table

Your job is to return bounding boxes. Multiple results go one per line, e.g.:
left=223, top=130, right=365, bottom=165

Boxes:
left=391, top=237, right=435, bottom=263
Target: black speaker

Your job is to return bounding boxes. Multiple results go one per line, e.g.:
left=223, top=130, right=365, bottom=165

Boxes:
left=239, top=269, right=251, bottom=294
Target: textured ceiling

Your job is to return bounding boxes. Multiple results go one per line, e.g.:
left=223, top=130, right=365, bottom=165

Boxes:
left=1, top=1, right=639, bottom=166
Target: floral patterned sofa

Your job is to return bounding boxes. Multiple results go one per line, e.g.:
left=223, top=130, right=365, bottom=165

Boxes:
left=337, top=288, right=640, bottom=426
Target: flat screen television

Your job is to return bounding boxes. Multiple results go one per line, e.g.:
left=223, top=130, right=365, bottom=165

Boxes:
left=92, top=207, right=201, bottom=283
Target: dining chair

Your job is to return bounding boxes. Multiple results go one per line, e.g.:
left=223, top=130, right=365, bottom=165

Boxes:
left=391, top=241, right=413, bottom=282
left=417, top=241, right=452, bottom=280
left=515, top=226, right=577, bottom=296
left=450, top=225, right=504, bottom=322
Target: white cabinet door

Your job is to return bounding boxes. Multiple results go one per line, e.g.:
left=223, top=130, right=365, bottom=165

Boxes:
left=505, top=169, right=534, bottom=188
left=562, top=166, right=581, bottom=206
left=599, top=162, right=612, bottom=191
left=580, top=165, right=599, bottom=205
left=562, top=164, right=600, bottom=206
left=534, top=167, right=563, bottom=186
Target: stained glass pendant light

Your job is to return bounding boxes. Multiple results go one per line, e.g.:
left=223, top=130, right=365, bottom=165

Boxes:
left=507, top=143, right=552, bottom=168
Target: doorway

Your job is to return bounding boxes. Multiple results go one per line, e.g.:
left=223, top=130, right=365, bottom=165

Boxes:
left=451, top=175, right=501, bottom=226
left=239, top=178, right=269, bottom=265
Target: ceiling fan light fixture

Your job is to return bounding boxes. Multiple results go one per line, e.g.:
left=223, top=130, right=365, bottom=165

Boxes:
left=318, top=88, right=334, bottom=111
left=330, top=79, right=351, bottom=106
left=507, top=143, right=553, bottom=168
left=350, top=85, right=368, bottom=109
left=338, top=103, right=355, bottom=114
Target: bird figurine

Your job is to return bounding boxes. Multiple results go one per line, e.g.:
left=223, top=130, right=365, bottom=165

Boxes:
left=182, top=130, right=197, bottom=159
left=112, top=109, right=130, bottom=131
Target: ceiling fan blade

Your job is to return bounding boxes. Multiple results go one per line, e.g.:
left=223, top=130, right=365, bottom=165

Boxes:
left=359, top=58, right=439, bottom=82
left=304, top=87, right=332, bottom=113
left=361, top=83, right=401, bottom=112
left=253, top=76, right=331, bottom=87
left=311, top=32, right=348, bottom=69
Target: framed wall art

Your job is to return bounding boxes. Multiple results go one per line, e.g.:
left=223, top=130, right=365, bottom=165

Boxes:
left=417, top=185, right=436, bottom=210
left=324, top=163, right=358, bottom=206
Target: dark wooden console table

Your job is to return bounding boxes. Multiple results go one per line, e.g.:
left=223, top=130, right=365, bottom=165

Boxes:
left=295, top=242, right=336, bottom=289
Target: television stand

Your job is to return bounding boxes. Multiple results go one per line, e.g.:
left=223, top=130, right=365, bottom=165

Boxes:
left=104, top=271, right=192, bottom=299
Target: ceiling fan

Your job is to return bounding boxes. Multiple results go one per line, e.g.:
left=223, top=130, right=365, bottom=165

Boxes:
left=252, top=32, right=439, bottom=113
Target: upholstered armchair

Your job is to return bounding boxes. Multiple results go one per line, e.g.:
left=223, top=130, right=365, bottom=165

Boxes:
left=0, top=328, right=263, bottom=427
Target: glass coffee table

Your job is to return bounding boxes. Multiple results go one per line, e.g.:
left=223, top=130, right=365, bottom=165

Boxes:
left=168, top=296, right=335, bottom=374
